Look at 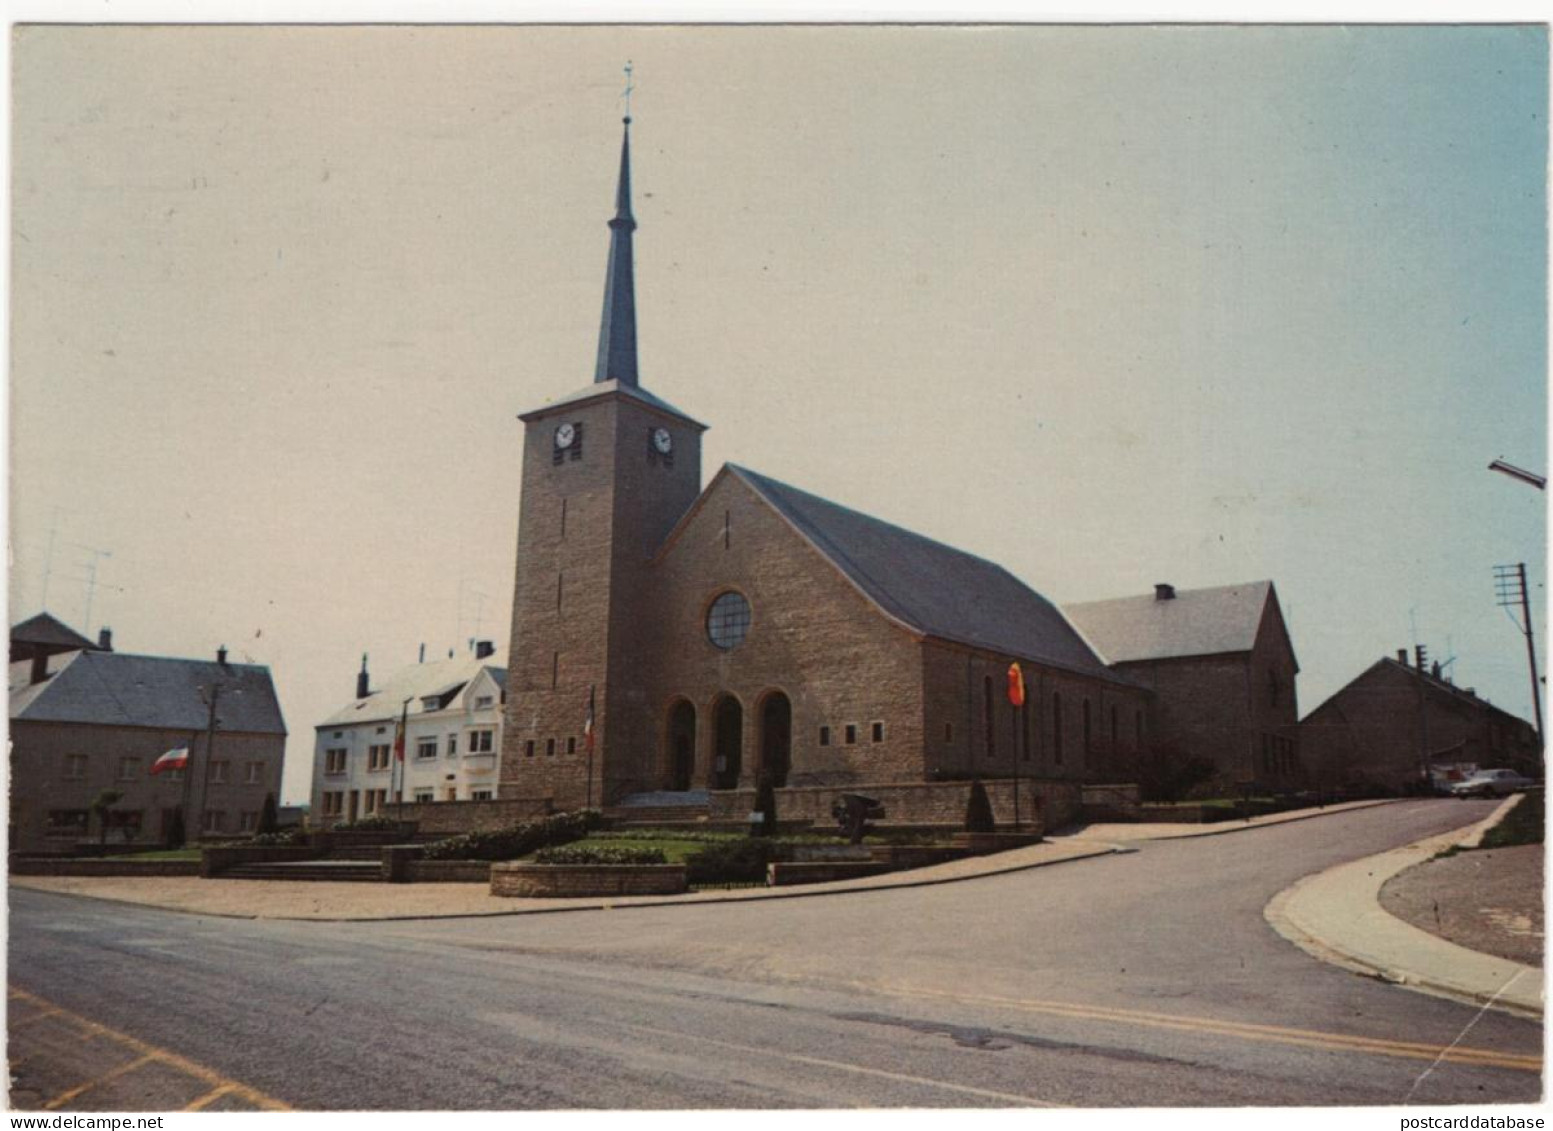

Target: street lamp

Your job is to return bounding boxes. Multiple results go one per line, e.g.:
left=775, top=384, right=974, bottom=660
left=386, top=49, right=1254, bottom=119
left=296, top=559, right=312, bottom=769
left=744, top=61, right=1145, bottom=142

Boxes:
left=1488, top=459, right=1546, bottom=490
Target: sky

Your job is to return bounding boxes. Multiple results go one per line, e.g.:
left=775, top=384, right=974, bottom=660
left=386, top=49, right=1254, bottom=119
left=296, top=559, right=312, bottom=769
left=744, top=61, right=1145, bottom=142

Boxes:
left=9, top=24, right=1547, bottom=804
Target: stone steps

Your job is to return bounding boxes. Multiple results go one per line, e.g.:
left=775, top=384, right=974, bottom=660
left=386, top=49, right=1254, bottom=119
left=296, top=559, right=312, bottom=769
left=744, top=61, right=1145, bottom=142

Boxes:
left=222, top=862, right=382, bottom=882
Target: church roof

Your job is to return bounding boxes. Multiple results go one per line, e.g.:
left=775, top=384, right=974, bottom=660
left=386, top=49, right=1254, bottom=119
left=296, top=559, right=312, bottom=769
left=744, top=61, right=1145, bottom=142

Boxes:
left=728, top=466, right=1121, bottom=682
left=1063, top=581, right=1275, bottom=664
left=9, top=649, right=286, bottom=734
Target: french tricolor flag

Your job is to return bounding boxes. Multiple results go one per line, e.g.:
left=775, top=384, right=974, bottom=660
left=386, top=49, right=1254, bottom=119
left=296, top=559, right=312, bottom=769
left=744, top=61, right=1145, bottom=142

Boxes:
left=149, top=746, right=190, bottom=776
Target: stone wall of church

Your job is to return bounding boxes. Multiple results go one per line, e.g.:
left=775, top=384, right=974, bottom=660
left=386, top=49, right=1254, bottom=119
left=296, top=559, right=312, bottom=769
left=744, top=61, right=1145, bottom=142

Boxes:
left=621, top=471, right=927, bottom=796
left=921, top=642, right=1150, bottom=785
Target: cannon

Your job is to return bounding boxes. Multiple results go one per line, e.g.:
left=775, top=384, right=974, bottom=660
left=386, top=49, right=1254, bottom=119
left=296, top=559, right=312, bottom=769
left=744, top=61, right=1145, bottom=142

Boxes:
left=831, top=793, right=885, bottom=844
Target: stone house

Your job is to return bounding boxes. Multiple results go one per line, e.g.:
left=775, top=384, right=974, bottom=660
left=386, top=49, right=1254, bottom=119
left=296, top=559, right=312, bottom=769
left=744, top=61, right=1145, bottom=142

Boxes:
left=1063, top=581, right=1302, bottom=791
left=9, top=614, right=287, bottom=853
left=1300, top=653, right=1540, bottom=794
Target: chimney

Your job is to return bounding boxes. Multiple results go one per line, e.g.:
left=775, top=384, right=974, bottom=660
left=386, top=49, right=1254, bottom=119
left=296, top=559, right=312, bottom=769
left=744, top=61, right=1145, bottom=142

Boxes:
left=97, top=627, right=113, bottom=652
left=1154, top=583, right=1176, bottom=601
left=216, top=645, right=228, bottom=666
left=356, top=653, right=370, bottom=700
left=1396, top=649, right=1408, bottom=664
left=475, top=640, right=495, bottom=660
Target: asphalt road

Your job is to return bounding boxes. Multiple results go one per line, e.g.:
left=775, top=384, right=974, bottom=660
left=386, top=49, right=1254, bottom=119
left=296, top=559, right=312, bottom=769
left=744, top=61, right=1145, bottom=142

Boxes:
left=8, top=798, right=1543, bottom=1109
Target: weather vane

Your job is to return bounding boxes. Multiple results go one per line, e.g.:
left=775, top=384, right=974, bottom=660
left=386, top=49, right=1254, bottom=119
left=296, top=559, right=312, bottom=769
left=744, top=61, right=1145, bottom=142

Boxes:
left=622, top=61, right=634, bottom=122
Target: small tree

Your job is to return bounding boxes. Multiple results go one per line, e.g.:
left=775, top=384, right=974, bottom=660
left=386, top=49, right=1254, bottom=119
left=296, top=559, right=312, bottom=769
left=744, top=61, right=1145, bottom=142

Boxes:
left=964, top=779, right=995, bottom=833
left=753, top=774, right=777, bottom=838
left=165, top=806, right=187, bottom=850
left=89, top=788, right=124, bottom=847
left=257, top=792, right=280, bottom=837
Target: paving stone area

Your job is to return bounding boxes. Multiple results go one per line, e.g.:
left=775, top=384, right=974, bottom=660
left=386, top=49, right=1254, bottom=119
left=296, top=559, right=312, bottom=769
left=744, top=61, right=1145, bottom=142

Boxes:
left=1379, top=843, right=1544, bottom=968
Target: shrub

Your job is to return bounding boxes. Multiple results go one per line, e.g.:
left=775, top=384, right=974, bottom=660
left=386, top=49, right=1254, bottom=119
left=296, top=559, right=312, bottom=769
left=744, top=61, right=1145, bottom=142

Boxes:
left=964, top=779, right=995, bottom=833
left=420, top=810, right=604, bottom=862
left=533, top=844, right=667, bottom=866
left=330, top=814, right=399, bottom=833
left=1137, top=743, right=1218, bottom=804
left=684, top=838, right=785, bottom=885
left=754, top=774, right=777, bottom=838
left=165, top=806, right=186, bottom=850
left=245, top=827, right=306, bottom=847
left=257, top=793, right=280, bottom=837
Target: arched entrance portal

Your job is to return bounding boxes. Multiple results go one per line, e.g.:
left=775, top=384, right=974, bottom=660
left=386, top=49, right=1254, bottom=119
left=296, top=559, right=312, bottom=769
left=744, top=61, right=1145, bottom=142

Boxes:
left=712, top=696, right=743, bottom=790
left=667, top=700, right=696, bottom=792
left=760, top=692, right=792, bottom=787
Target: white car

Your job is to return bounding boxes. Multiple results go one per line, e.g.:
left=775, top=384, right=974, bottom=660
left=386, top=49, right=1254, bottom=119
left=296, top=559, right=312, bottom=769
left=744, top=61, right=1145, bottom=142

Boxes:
left=1448, top=769, right=1539, bottom=798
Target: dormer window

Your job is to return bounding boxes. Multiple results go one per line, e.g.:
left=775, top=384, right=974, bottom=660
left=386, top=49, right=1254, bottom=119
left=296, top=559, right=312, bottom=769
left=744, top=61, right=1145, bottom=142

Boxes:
left=421, top=696, right=442, bottom=713
left=474, top=695, right=494, bottom=710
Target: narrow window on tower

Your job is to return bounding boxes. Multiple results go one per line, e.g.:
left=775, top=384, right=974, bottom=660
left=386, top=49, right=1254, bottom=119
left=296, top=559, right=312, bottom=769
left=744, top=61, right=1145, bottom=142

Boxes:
left=569, top=422, right=584, bottom=461
left=871, top=721, right=884, bottom=743
left=525, top=740, right=535, bottom=758
left=556, top=572, right=564, bottom=612
left=567, top=736, right=577, bottom=755
left=551, top=652, right=559, bottom=690
left=546, top=738, right=556, bottom=757
left=844, top=724, right=858, bottom=745
left=819, top=726, right=831, bottom=747
left=723, top=510, right=731, bottom=550
left=560, top=498, right=567, bottom=539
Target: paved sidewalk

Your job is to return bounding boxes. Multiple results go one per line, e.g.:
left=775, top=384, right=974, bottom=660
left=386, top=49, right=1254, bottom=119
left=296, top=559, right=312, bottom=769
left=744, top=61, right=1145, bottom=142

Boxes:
left=8, top=797, right=1407, bottom=923
left=1062, top=797, right=1400, bottom=843
left=1264, top=795, right=1544, bottom=1020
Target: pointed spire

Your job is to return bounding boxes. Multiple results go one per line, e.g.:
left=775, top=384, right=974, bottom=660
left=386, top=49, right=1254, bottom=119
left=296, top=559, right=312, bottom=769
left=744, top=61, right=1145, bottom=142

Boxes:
left=594, top=115, right=639, bottom=387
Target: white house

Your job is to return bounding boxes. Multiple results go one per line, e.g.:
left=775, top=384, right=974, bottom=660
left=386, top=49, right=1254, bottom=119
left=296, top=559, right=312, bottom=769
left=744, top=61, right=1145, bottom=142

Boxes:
left=311, top=643, right=506, bottom=825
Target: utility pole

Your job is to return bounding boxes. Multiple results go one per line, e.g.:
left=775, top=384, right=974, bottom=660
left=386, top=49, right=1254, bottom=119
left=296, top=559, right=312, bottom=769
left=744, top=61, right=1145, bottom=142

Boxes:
left=1494, top=563, right=1544, bottom=756
left=195, top=684, right=223, bottom=838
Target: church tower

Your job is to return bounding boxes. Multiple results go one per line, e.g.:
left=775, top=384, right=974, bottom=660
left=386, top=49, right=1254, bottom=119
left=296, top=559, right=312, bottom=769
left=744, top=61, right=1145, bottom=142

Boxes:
left=500, top=113, right=706, bottom=810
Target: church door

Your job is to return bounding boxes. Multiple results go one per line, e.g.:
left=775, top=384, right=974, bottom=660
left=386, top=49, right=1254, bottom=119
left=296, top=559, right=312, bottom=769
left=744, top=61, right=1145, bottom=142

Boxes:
left=712, top=696, right=743, bottom=790
left=667, top=700, right=697, bottom=791
left=760, top=693, right=792, bottom=788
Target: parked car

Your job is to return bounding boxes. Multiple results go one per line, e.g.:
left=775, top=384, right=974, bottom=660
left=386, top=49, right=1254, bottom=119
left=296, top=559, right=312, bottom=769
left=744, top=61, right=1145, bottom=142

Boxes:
left=1448, top=769, right=1539, bottom=798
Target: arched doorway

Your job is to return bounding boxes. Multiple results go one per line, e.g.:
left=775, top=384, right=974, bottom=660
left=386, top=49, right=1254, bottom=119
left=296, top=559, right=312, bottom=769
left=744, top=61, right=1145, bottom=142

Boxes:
left=760, top=692, right=792, bottom=787
left=667, top=700, right=696, bottom=792
left=712, top=695, right=743, bottom=790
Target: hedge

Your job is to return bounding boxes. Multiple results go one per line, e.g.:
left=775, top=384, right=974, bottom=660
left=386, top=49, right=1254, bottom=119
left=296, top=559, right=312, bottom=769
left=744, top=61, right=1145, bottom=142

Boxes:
left=684, top=838, right=787, bottom=884
left=420, top=810, right=604, bottom=862
left=533, top=844, right=668, bottom=866
left=329, top=814, right=399, bottom=833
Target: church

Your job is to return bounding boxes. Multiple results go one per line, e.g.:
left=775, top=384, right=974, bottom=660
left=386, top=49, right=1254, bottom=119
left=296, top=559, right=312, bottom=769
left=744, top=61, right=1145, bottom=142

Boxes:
left=496, top=115, right=1153, bottom=823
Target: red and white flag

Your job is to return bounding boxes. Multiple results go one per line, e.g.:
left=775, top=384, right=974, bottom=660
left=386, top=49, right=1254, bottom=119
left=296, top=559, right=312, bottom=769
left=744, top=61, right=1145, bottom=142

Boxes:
left=149, top=746, right=189, bottom=776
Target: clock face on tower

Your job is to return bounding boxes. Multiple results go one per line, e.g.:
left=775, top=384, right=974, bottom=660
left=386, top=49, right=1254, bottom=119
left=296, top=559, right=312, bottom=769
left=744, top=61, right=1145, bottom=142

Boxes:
left=652, top=427, right=673, bottom=455
left=554, top=423, right=576, bottom=450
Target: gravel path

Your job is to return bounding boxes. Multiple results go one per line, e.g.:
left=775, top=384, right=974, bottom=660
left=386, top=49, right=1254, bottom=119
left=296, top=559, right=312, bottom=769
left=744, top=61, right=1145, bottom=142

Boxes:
left=1378, top=843, right=1544, bottom=967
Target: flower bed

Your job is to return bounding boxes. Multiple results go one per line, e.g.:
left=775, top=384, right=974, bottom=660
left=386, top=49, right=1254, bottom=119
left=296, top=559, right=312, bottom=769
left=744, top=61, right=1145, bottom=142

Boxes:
left=421, top=810, right=603, bottom=862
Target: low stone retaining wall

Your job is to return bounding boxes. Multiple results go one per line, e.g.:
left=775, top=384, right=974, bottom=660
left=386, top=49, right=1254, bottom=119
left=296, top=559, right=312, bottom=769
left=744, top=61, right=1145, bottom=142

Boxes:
left=1082, top=783, right=1142, bottom=821
left=766, top=861, right=890, bottom=886
left=380, top=798, right=554, bottom=836
left=10, top=857, right=201, bottom=878
left=490, top=862, right=687, bottom=898
left=867, top=844, right=968, bottom=870
left=786, top=844, right=874, bottom=862
left=405, top=859, right=491, bottom=884
left=952, top=831, right=1044, bottom=855
left=711, top=778, right=1074, bottom=830
left=201, top=844, right=320, bottom=878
